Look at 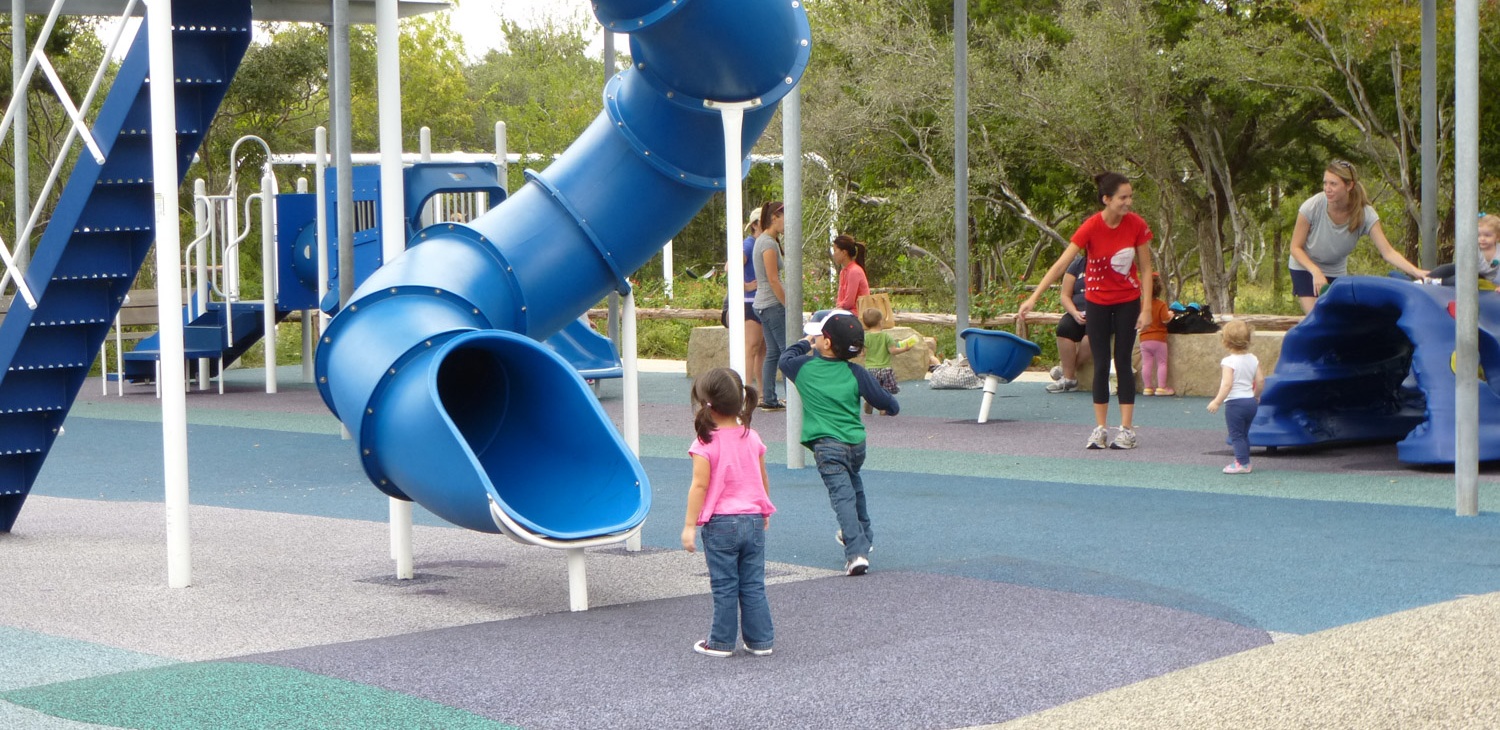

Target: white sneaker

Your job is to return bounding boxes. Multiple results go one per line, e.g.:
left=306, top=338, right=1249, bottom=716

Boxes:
left=1086, top=426, right=1109, bottom=450
left=1111, top=427, right=1138, bottom=450
left=1049, top=365, right=1063, bottom=381
left=1046, top=378, right=1079, bottom=394
left=845, top=556, right=869, bottom=576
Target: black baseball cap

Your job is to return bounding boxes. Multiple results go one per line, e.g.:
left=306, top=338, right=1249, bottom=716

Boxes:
left=805, top=309, right=864, bottom=360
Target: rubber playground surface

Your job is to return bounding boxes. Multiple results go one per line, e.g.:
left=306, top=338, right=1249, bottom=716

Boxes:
left=3, top=362, right=1500, bottom=729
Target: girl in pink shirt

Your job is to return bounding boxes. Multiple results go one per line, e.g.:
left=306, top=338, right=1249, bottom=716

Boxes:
left=682, top=367, right=776, bottom=658
left=833, top=235, right=869, bottom=311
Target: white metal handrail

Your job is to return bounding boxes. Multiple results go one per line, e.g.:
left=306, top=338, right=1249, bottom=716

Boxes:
left=1, top=0, right=143, bottom=310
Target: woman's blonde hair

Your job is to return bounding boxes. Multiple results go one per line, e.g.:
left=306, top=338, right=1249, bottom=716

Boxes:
left=1327, top=159, right=1370, bottom=231
left=1221, top=319, right=1253, bottom=352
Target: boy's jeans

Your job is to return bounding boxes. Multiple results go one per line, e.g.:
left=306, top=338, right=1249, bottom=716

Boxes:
left=811, top=438, right=872, bottom=562
left=755, top=302, right=787, bottom=405
left=701, top=514, right=774, bottom=652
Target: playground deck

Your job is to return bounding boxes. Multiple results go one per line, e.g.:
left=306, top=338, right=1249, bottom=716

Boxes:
left=2, top=362, right=1499, bottom=729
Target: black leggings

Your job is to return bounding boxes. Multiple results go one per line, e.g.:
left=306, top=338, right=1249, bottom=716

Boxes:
left=1084, top=299, right=1140, bottom=406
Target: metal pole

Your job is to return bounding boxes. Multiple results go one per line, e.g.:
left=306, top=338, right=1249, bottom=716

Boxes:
left=494, top=121, right=508, bottom=192
left=11, top=0, right=28, bottom=272
left=194, top=179, right=210, bottom=390
left=623, top=287, right=642, bottom=552
left=713, top=102, right=752, bottom=381
left=1454, top=0, right=1479, bottom=516
left=314, top=126, right=330, bottom=333
left=1420, top=0, right=1437, bottom=270
left=332, top=4, right=355, bottom=312
left=603, top=28, right=620, bottom=347
left=783, top=83, right=805, bottom=469
left=954, top=0, right=970, bottom=350
left=148, top=0, right=191, bottom=588
left=376, top=0, right=414, bottom=578
left=260, top=168, right=278, bottom=394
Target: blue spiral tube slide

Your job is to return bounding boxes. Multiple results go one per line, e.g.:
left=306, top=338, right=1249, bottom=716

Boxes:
left=315, top=0, right=811, bottom=537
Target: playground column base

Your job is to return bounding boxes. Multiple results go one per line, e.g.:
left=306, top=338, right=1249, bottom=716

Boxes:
left=567, top=548, right=589, bottom=612
left=977, top=375, right=1001, bottom=424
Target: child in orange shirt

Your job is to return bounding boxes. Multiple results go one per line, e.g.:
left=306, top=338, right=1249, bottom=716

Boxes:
left=1139, top=274, right=1174, bottom=396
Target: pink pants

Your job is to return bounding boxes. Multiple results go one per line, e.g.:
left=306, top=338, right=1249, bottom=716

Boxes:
left=1140, top=339, right=1169, bottom=389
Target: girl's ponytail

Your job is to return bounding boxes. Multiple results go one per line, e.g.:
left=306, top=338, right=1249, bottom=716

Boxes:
left=738, top=384, right=758, bottom=434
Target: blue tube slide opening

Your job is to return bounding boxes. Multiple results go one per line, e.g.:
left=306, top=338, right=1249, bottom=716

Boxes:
left=316, top=0, right=811, bottom=539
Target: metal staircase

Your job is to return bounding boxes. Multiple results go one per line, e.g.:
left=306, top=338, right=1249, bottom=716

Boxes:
left=0, top=1, right=253, bottom=531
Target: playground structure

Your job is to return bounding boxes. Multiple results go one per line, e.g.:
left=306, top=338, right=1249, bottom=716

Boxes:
left=960, top=327, right=1041, bottom=424
left=1250, top=276, right=1500, bottom=464
left=0, top=0, right=809, bottom=579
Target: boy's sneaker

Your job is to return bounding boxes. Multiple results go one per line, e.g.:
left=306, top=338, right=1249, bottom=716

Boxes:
left=693, top=640, right=733, bottom=658
left=1223, top=462, right=1252, bottom=474
left=835, top=530, right=873, bottom=554
left=759, top=401, right=785, bottom=412
left=1046, top=378, right=1079, bottom=394
left=745, top=646, right=774, bottom=657
left=845, top=556, right=869, bottom=576
left=1110, top=427, right=1138, bottom=450
left=1085, top=425, right=1110, bottom=450
left=1049, top=365, right=1064, bottom=381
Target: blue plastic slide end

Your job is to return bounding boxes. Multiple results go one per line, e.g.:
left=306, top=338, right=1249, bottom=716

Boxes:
left=366, top=330, right=650, bottom=538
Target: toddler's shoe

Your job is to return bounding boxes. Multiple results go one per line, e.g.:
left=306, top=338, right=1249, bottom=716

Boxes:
left=693, top=640, right=733, bottom=657
left=1142, top=388, right=1156, bottom=396
left=1110, top=427, right=1138, bottom=450
left=1156, top=387, right=1175, bottom=396
left=1223, top=462, right=1252, bottom=474
left=745, top=646, right=774, bottom=657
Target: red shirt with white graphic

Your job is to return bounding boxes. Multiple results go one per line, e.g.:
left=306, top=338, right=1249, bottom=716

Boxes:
left=1070, top=211, right=1153, bottom=306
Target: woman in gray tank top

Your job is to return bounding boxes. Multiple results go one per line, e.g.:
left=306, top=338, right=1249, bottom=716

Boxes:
left=752, top=201, right=788, bottom=410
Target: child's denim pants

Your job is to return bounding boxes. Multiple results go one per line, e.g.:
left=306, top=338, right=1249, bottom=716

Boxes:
left=811, top=437, right=873, bottom=561
left=701, top=514, right=774, bottom=653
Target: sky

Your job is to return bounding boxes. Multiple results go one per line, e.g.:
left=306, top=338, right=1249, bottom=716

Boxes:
left=446, top=0, right=616, bottom=58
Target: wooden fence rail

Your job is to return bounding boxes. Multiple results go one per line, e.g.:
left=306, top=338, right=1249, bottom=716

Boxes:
left=585, top=308, right=1304, bottom=332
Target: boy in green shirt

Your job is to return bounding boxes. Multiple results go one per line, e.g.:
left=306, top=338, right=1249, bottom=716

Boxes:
left=778, top=309, right=900, bottom=575
left=861, top=308, right=914, bottom=412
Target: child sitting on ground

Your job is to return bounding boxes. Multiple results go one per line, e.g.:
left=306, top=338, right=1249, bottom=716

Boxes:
left=860, top=308, right=913, bottom=413
left=1138, top=274, right=1174, bottom=396
left=1206, top=319, right=1264, bottom=475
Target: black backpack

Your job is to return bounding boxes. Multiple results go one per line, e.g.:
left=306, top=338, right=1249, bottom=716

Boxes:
left=1166, top=302, right=1221, bottom=334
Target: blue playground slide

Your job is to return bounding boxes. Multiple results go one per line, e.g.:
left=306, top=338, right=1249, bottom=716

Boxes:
left=1250, top=276, right=1500, bottom=464
left=315, top=0, right=811, bottom=538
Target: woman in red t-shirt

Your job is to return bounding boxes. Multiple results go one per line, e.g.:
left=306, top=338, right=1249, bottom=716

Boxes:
left=832, top=235, right=869, bottom=311
left=1018, top=172, right=1155, bottom=451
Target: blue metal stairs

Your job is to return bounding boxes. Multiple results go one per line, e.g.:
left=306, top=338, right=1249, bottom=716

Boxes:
left=0, top=1, right=253, bottom=532
left=120, top=300, right=290, bottom=383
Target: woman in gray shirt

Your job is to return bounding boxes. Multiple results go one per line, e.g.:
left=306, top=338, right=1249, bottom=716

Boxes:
left=1288, top=159, right=1426, bottom=313
left=752, top=201, right=788, bottom=410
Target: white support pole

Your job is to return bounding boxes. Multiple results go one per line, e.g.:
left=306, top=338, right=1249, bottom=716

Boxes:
left=377, top=0, right=414, bottom=577
left=419, top=126, right=433, bottom=227
left=314, top=126, right=330, bottom=334
left=566, top=547, right=589, bottom=612
left=148, top=0, right=192, bottom=589
left=706, top=101, right=758, bottom=382
left=781, top=85, right=805, bottom=470
left=662, top=240, right=674, bottom=299
left=11, top=0, right=28, bottom=273
left=261, top=168, right=278, bottom=394
left=296, top=176, right=314, bottom=383
left=1454, top=0, right=1479, bottom=516
left=495, top=121, right=508, bottom=193
left=193, top=179, right=210, bottom=390
left=977, top=375, right=999, bottom=424
left=623, top=289, right=642, bottom=552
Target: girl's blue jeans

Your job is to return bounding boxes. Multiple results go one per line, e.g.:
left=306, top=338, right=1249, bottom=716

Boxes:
left=1224, top=397, right=1257, bottom=465
left=701, top=514, right=774, bottom=652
